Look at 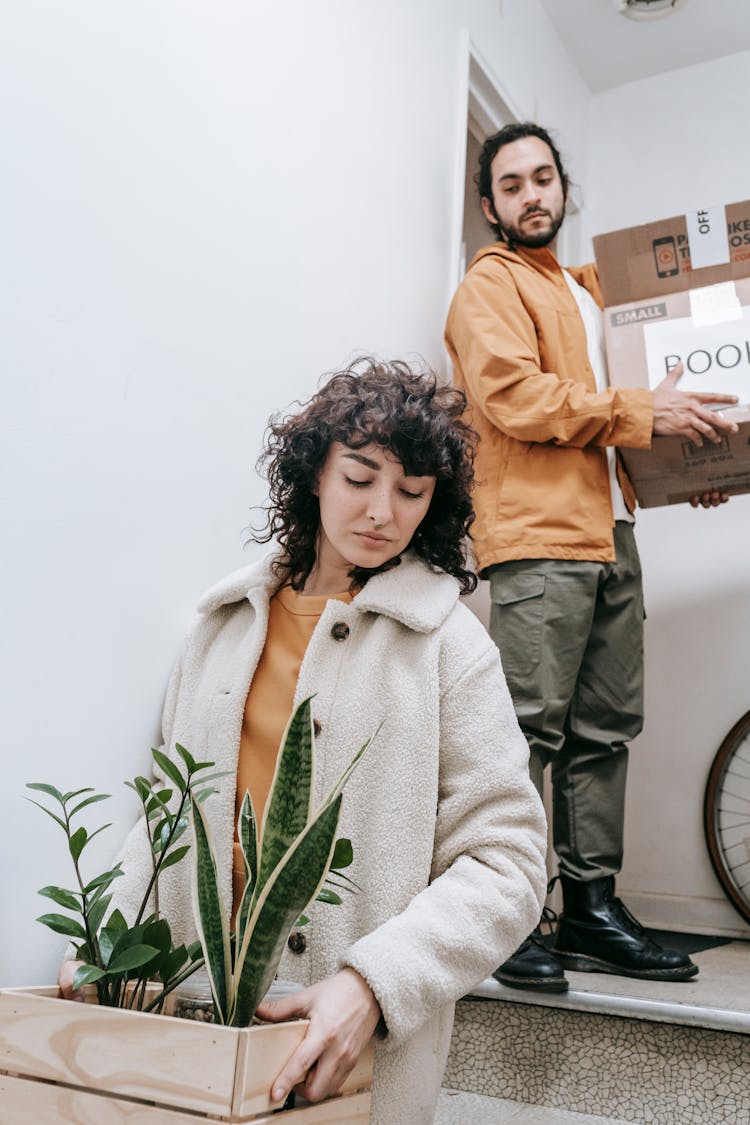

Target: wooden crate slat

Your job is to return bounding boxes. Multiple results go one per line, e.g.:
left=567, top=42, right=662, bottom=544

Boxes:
left=232, top=1029, right=374, bottom=1117
left=0, top=1072, right=371, bottom=1123
left=0, top=988, right=239, bottom=1115
left=0, top=1071, right=220, bottom=1123
left=250, top=1091, right=372, bottom=1123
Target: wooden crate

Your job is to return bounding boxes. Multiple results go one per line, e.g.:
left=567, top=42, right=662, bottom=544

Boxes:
left=0, top=987, right=372, bottom=1123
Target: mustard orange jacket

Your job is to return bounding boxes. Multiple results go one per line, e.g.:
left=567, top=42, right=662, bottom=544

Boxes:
left=445, top=242, right=654, bottom=572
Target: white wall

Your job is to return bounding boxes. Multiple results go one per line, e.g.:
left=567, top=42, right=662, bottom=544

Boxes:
left=585, top=52, right=750, bottom=935
left=1, top=1, right=588, bottom=986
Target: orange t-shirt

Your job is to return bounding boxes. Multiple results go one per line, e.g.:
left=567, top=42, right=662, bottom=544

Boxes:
left=231, top=585, right=353, bottom=921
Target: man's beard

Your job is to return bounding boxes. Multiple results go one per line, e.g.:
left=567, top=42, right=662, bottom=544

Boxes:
left=499, top=203, right=565, bottom=249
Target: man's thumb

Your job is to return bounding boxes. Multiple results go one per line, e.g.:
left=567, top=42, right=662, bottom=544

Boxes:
left=663, top=361, right=684, bottom=386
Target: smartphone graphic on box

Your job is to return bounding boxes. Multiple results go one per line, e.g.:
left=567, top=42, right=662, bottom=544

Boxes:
left=653, top=235, right=679, bottom=278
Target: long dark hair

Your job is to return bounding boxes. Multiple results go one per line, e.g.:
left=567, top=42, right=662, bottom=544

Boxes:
left=254, top=358, right=478, bottom=593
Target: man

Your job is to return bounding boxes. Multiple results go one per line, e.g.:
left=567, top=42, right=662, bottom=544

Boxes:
left=445, top=122, right=738, bottom=993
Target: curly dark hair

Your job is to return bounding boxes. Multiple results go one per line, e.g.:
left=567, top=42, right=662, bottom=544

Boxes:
left=254, top=358, right=478, bottom=593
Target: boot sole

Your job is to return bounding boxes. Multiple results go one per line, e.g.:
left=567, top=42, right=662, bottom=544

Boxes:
left=555, top=950, right=699, bottom=981
left=493, top=972, right=569, bottom=993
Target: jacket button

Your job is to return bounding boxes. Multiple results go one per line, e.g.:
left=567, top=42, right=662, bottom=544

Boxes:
left=287, top=931, right=307, bottom=954
left=313, top=719, right=322, bottom=737
left=331, top=622, right=350, bottom=641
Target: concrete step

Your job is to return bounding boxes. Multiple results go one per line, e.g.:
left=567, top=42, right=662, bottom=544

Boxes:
left=436, top=1089, right=630, bottom=1124
left=442, top=940, right=750, bottom=1125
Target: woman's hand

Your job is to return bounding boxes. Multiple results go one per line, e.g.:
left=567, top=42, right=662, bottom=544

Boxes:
left=255, top=968, right=381, bottom=1105
left=58, top=959, right=84, bottom=1000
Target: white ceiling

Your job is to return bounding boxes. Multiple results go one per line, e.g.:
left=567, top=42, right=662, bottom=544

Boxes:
left=538, top=0, right=750, bottom=92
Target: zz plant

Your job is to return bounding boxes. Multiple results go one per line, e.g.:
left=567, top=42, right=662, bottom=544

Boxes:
left=27, top=747, right=225, bottom=1010
left=192, top=696, right=373, bottom=1026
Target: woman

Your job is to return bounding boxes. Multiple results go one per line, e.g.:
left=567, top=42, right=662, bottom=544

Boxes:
left=63, top=358, right=546, bottom=1124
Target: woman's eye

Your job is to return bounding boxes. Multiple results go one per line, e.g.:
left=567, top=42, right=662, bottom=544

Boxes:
left=400, top=488, right=425, bottom=500
left=345, top=476, right=371, bottom=488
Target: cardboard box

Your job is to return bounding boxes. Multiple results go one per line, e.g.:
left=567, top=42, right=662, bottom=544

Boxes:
left=593, top=200, right=750, bottom=507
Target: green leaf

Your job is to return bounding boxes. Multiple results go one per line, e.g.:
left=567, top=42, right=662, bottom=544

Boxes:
left=73, top=964, right=106, bottom=989
left=175, top=744, right=197, bottom=773
left=24, top=798, right=67, bottom=831
left=84, top=865, right=123, bottom=897
left=107, top=944, right=160, bottom=974
left=296, top=913, right=309, bottom=927
left=62, top=787, right=95, bottom=804
left=87, top=893, right=112, bottom=936
left=330, top=837, right=353, bottom=870
left=316, top=888, right=342, bottom=905
left=190, top=796, right=231, bottom=1023
left=26, top=782, right=64, bottom=803
left=69, top=793, right=111, bottom=817
left=105, top=908, right=128, bottom=932
left=69, top=826, right=88, bottom=861
left=152, top=749, right=187, bottom=794
left=253, top=697, right=315, bottom=909
left=143, top=918, right=172, bottom=956
left=38, top=886, right=80, bottom=911
left=159, top=844, right=190, bottom=871
left=36, top=913, right=88, bottom=940
left=235, top=791, right=258, bottom=950
left=125, top=776, right=152, bottom=802
left=231, top=794, right=342, bottom=1026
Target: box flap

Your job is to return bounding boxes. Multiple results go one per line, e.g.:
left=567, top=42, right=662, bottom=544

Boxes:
left=594, top=200, right=750, bottom=307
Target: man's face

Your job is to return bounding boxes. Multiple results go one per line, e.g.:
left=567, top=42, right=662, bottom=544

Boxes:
left=482, top=136, right=566, bottom=248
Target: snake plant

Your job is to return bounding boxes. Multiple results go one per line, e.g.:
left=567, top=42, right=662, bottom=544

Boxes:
left=191, top=696, right=373, bottom=1026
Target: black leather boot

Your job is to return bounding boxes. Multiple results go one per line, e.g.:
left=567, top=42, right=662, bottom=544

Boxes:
left=493, top=926, right=568, bottom=993
left=553, top=875, right=698, bottom=981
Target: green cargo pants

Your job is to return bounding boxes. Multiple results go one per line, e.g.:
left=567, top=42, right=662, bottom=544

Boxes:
left=487, top=522, right=644, bottom=880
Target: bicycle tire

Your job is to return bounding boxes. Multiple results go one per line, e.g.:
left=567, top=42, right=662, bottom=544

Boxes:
left=704, top=709, right=750, bottom=927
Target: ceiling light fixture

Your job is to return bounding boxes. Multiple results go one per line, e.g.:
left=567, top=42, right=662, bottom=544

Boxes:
left=615, top=0, right=687, bottom=20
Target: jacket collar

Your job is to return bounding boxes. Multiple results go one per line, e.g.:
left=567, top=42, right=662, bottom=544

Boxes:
left=196, top=551, right=460, bottom=634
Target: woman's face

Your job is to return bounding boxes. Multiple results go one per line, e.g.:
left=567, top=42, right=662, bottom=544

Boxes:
left=315, top=442, right=436, bottom=580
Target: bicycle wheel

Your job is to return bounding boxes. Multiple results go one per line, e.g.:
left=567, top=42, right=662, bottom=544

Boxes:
left=704, top=709, right=750, bottom=926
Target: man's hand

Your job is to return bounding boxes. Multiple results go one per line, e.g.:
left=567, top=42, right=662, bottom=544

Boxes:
left=255, top=968, right=381, bottom=1106
left=653, top=363, right=739, bottom=445
left=690, top=491, right=730, bottom=509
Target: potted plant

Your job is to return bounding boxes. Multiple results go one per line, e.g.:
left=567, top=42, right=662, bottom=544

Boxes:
left=0, top=698, right=375, bottom=1122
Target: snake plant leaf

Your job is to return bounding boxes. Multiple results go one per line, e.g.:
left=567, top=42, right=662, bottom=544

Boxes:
left=230, top=794, right=342, bottom=1026
left=191, top=795, right=231, bottom=1023
left=236, top=790, right=258, bottom=951
left=238, top=790, right=257, bottom=886
left=252, top=697, right=315, bottom=909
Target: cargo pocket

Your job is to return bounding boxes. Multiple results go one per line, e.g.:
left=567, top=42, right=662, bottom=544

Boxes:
left=489, top=572, right=546, bottom=680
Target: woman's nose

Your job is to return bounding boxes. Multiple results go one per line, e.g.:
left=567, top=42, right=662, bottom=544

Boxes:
left=367, top=488, right=393, bottom=525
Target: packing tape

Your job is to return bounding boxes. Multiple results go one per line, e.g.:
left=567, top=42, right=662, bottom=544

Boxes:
left=689, top=281, right=743, bottom=327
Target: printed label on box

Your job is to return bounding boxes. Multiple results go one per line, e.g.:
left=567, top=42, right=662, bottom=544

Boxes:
left=642, top=306, right=750, bottom=402
left=685, top=206, right=730, bottom=270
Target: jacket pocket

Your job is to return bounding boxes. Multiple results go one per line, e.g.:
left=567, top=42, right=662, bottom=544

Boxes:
left=489, top=572, right=546, bottom=680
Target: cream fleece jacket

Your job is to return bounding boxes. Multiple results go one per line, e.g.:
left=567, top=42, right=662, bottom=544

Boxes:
left=110, top=552, right=547, bottom=1124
